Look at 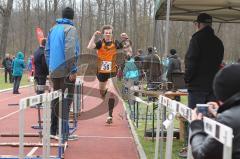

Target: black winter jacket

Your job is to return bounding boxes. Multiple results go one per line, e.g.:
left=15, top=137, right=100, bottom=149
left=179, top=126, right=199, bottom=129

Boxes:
left=190, top=100, right=240, bottom=159
left=34, top=47, right=49, bottom=78
left=167, top=54, right=181, bottom=81
left=142, top=53, right=162, bottom=82
left=184, top=26, right=224, bottom=91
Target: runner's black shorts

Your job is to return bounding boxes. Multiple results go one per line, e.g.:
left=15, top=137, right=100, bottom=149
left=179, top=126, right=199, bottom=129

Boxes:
left=96, top=72, right=117, bottom=82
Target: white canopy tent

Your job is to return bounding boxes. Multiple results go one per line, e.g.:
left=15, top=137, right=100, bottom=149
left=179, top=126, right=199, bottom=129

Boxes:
left=155, top=0, right=240, bottom=23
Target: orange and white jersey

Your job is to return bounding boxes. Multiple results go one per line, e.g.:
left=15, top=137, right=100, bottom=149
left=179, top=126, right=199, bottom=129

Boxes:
left=97, top=40, right=118, bottom=73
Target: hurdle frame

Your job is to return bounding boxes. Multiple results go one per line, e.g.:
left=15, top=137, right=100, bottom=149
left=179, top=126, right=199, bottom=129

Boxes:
left=69, top=79, right=83, bottom=135
left=154, top=95, right=233, bottom=159
left=2, top=90, right=65, bottom=159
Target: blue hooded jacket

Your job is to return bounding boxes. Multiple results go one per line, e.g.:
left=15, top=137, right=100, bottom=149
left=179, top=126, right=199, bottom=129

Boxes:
left=46, top=18, right=80, bottom=78
left=12, top=52, right=25, bottom=76
left=123, top=58, right=139, bottom=81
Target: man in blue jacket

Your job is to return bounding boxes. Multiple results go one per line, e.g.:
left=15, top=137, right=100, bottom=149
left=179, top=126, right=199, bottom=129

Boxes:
left=46, top=7, right=80, bottom=142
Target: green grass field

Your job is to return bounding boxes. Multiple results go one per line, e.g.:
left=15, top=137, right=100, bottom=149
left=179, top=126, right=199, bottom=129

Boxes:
left=116, top=80, right=188, bottom=159
left=0, top=71, right=31, bottom=90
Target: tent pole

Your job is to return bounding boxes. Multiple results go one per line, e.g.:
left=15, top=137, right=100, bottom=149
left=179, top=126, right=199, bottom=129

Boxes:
left=164, top=0, right=171, bottom=57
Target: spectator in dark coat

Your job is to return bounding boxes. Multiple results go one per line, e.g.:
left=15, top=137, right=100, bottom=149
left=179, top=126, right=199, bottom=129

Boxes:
left=184, top=13, right=224, bottom=109
left=167, top=49, right=182, bottom=82
left=143, top=47, right=162, bottom=83
left=34, top=38, right=49, bottom=94
left=134, top=49, right=145, bottom=80
left=2, top=54, right=13, bottom=83
left=180, top=13, right=224, bottom=158
left=190, top=64, right=240, bottom=159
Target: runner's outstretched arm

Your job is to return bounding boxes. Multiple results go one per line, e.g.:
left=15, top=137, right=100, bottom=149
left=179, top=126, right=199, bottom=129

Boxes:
left=87, top=31, right=101, bottom=49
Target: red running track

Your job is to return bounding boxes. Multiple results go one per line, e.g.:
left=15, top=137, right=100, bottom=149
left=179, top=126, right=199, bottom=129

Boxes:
left=0, top=78, right=140, bottom=159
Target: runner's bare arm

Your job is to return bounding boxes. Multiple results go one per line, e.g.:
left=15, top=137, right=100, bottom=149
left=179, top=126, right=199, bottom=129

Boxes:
left=87, top=31, right=101, bottom=49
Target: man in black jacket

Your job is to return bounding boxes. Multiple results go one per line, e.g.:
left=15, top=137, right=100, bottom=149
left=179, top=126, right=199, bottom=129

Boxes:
left=190, top=64, right=240, bottom=159
left=184, top=13, right=224, bottom=109
left=180, top=13, right=224, bottom=158
left=2, top=54, right=13, bottom=83
left=167, top=49, right=181, bottom=82
left=143, top=47, right=162, bottom=83
left=34, top=38, right=49, bottom=95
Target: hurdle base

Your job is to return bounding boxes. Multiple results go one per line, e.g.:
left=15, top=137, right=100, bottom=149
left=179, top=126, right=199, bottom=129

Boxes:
left=144, top=128, right=180, bottom=139
left=0, top=133, right=40, bottom=137
left=0, top=155, right=62, bottom=159
left=0, top=142, right=65, bottom=147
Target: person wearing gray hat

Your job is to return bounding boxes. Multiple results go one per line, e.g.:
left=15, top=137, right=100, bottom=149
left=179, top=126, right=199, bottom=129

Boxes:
left=190, top=64, right=240, bottom=159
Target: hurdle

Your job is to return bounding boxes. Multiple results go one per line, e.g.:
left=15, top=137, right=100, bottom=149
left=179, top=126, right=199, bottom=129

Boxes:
left=154, top=95, right=233, bottom=159
left=69, top=78, right=83, bottom=135
left=31, top=85, right=50, bottom=130
left=32, top=78, right=83, bottom=136
left=20, top=90, right=65, bottom=159
left=128, top=95, right=151, bottom=128
left=0, top=90, right=65, bottom=159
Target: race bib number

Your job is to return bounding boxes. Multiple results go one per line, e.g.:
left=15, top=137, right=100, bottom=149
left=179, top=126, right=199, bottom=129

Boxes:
left=101, top=61, right=112, bottom=71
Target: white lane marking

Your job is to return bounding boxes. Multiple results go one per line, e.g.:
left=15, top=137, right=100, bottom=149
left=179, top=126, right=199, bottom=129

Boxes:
left=0, top=110, right=20, bottom=121
left=78, top=135, right=133, bottom=139
left=26, top=147, right=38, bottom=156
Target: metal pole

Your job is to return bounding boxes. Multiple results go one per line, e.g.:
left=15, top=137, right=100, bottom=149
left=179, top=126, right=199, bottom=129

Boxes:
left=164, top=0, right=171, bottom=57
left=81, top=82, right=84, bottom=110
left=154, top=101, right=161, bottom=159
left=58, top=90, right=63, bottom=158
left=165, top=116, right=174, bottom=159
left=19, top=100, right=25, bottom=159
left=42, top=94, right=47, bottom=159
left=136, top=102, right=139, bottom=128
left=144, top=105, right=149, bottom=136
left=160, top=103, right=164, bottom=159
left=46, top=93, right=51, bottom=158
left=152, top=100, right=155, bottom=142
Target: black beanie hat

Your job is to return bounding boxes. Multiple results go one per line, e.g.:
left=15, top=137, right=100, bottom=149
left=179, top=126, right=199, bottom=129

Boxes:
left=148, top=47, right=153, bottom=53
left=170, top=49, right=176, bottom=55
left=62, top=7, right=74, bottom=20
left=195, top=13, right=212, bottom=23
left=213, top=64, right=240, bottom=102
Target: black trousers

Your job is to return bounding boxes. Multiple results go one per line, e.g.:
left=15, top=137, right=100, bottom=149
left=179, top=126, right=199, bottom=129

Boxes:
left=5, top=69, right=13, bottom=83
left=35, top=76, right=47, bottom=94
left=13, top=76, right=22, bottom=93
left=50, top=77, right=75, bottom=141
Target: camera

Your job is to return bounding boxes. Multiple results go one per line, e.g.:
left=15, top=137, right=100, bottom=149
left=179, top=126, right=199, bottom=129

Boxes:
left=196, top=104, right=210, bottom=116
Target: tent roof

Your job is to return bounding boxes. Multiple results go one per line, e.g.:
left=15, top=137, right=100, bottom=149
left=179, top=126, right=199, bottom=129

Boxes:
left=155, top=0, right=240, bottom=23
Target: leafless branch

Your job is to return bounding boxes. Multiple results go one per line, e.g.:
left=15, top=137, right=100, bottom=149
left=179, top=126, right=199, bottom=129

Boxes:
left=0, top=5, right=4, bottom=16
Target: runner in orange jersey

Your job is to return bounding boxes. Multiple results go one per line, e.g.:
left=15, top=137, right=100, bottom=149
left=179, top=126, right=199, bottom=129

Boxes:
left=87, top=25, right=129, bottom=98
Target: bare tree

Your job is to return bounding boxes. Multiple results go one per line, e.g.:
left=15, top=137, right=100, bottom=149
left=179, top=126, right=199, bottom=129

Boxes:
left=0, top=0, right=238, bottom=63
left=53, top=0, right=58, bottom=21
left=132, top=0, right=138, bottom=53
left=123, top=0, right=127, bottom=31
left=96, top=0, right=102, bottom=29
left=0, top=5, right=4, bottom=15
left=44, top=0, right=48, bottom=34
left=80, top=0, right=85, bottom=53
left=104, top=0, right=108, bottom=25
left=112, top=0, right=116, bottom=29
left=22, top=0, right=31, bottom=55
left=0, top=0, right=13, bottom=58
